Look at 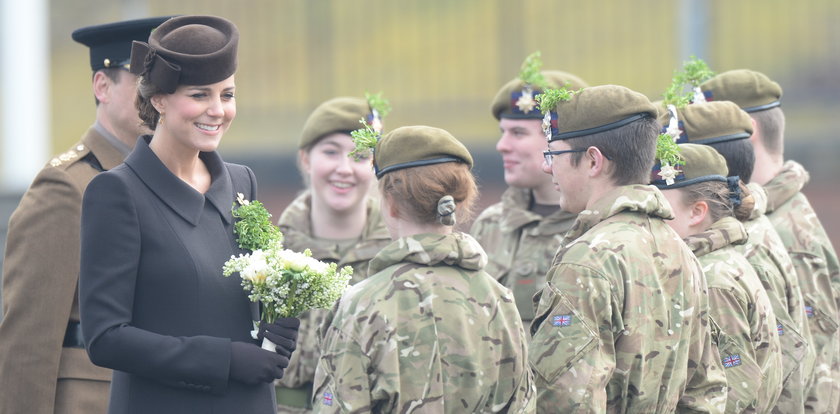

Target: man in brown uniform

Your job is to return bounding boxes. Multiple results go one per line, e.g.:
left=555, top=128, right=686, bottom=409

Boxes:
left=0, top=17, right=171, bottom=414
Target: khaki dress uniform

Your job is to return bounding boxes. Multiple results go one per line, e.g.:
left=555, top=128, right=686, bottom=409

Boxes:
left=765, top=160, right=840, bottom=414
left=0, top=127, right=123, bottom=414
left=470, top=187, right=575, bottom=326
left=274, top=191, right=391, bottom=412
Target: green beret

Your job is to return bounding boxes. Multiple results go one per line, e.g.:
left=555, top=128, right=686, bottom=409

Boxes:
left=651, top=143, right=728, bottom=188
left=490, top=70, right=589, bottom=120
left=700, top=69, right=782, bottom=113
left=548, top=85, right=657, bottom=142
left=659, top=101, right=753, bottom=145
left=374, top=126, right=473, bottom=178
left=299, top=97, right=372, bottom=149
left=129, top=15, right=239, bottom=94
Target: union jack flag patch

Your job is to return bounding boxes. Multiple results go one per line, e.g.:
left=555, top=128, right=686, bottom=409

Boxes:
left=722, top=354, right=741, bottom=368
left=777, top=324, right=784, bottom=336
left=805, top=306, right=814, bottom=318
left=552, top=315, right=572, bottom=327
left=323, top=392, right=333, bottom=406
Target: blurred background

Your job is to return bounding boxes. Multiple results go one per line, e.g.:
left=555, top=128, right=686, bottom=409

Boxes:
left=1, top=0, right=838, bottom=295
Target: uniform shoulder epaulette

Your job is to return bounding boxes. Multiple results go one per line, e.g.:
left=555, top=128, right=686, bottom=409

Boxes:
left=49, top=144, right=89, bottom=168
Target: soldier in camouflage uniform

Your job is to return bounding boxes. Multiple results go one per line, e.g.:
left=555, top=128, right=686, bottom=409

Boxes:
left=654, top=143, right=784, bottom=413
left=664, top=100, right=815, bottom=412
left=471, top=53, right=588, bottom=327
left=313, top=126, right=535, bottom=413
left=702, top=70, right=840, bottom=414
left=275, top=97, right=392, bottom=412
left=531, top=85, right=727, bottom=412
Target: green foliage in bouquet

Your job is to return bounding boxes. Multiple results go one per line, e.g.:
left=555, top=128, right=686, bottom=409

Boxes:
left=349, top=119, right=378, bottom=161
left=223, top=244, right=353, bottom=321
left=231, top=193, right=282, bottom=252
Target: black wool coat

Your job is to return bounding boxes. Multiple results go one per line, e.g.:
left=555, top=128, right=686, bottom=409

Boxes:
left=80, top=136, right=274, bottom=413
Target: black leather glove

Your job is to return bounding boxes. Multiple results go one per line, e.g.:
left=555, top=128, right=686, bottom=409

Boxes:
left=260, top=318, right=300, bottom=357
left=229, top=341, right=289, bottom=385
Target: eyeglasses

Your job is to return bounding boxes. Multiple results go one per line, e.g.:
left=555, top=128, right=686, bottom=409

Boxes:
left=543, top=149, right=585, bottom=166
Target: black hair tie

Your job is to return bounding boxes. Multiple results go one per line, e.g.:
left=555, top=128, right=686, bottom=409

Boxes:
left=727, top=176, right=742, bottom=208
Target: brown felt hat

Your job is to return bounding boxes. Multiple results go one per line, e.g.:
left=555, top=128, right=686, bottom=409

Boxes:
left=299, top=97, right=373, bottom=149
left=374, top=126, right=473, bottom=178
left=546, top=85, right=658, bottom=142
left=658, top=101, right=753, bottom=145
left=651, top=143, right=729, bottom=188
left=129, top=15, right=238, bottom=93
left=490, top=70, right=589, bottom=120
left=699, top=69, right=782, bottom=113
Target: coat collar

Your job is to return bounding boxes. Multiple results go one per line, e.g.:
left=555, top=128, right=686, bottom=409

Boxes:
left=124, top=136, right=234, bottom=226
left=82, top=126, right=128, bottom=171
left=497, top=187, right=577, bottom=234
left=764, top=160, right=809, bottom=214
left=683, top=216, right=748, bottom=258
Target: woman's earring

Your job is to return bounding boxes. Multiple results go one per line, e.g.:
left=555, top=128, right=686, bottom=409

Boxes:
left=159, top=114, right=165, bottom=125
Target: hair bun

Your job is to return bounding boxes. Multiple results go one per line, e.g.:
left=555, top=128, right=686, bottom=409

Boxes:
left=436, top=195, right=456, bottom=226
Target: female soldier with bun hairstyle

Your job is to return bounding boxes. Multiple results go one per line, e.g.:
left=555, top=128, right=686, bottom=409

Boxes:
left=79, top=15, right=298, bottom=413
left=654, top=143, right=783, bottom=413
left=312, top=126, right=534, bottom=413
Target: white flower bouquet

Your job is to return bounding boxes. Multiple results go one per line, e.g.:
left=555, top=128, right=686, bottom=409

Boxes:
left=223, top=193, right=353, bottom=350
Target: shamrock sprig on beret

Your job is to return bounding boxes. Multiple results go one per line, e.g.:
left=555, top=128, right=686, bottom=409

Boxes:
left=519, top=51, right=549, bottom=90
left=662, top=55, right=715, bottom=107
left=535, top=86, right=579, bottom=141
left=349, top=91, right=391, bottom=160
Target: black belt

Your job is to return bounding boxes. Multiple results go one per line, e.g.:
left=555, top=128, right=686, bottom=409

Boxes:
left=63, top=321, right=85, bottom=348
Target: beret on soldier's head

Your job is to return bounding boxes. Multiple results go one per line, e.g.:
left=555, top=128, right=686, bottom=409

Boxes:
left=651, top=143, right=729, bottom=188
left=72, top=16, right=174, bottom=72
left=700, top=69, right=782, bottom=113
left=548, top=85, right=658, bottom=142
left=374, top=126, right=473, bottom=178
left=129, top=15, right=239, bottom=94
left=659, top=101, right=753, bottom=145
left=299, top=97, right=372, bottom=149
left=491, top=70, right=589, bottom=120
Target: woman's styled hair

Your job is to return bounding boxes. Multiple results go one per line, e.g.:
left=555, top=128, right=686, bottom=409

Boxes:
left=136, top=78, right=164, bottom=130
left=679, top=179, right=755, bottom=223
left=378, top=162, right=477, bottom=227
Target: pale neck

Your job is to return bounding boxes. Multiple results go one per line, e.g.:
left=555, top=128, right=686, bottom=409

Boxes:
left=148, top=132, right=207, bottom=191
left=391, top=218, right=451, bottom=239
left=751, top=146, right=784, bottom=186
left=310, top=195, right=368, bottom=240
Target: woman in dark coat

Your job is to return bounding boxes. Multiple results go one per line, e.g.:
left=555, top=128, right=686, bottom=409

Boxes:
left=79, top=15, right=298, bottom=413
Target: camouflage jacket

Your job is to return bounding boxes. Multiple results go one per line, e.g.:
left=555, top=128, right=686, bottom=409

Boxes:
left=685, top=216, right=783, bottom=413
left=764, top=161, right=840, bottom=414
left=740, top=182, right=814, bottom=413
left=275, top=190, right=392, bottom=392
left=312, top=232, right=535, bottom=413
left=529, top=185, right=727, bottom=413
left=470, top=187, right=576, bottom=324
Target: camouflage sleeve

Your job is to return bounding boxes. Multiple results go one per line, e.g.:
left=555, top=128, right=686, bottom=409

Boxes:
left=529, top=264, right=609, bottom=413
left=707, top=287, right=765, bottom=412
left=677, top=293, right=728, bottom=413
left=312, top=324, right=372, bottom=413
left=277, top=308, right=327, bottom=388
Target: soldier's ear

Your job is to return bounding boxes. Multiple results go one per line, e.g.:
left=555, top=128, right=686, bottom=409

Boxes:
left=688, top=200, right=709, bottom=227
left=92, top=71, right=111, bottom=104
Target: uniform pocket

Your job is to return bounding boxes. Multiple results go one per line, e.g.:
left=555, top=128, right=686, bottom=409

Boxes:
left=775, top=320, right=808, bottom=387
left=528, top=282, right=599, bottom=384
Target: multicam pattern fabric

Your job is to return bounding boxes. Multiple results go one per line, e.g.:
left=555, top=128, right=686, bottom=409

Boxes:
left=470, top=187, right=576, bottom=324
left=275, top=191, right=392, bottom=411
left=529, top=185, right=727, bottom=413
left=764, top=161, right=840, bottom=414
left=685, top=216, right=784, bottom=413
left=312, top=232, right=535, bottom=413
left=740, top=182, right=815, bottom=413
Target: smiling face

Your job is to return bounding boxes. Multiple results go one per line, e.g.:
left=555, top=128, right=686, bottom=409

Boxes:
left=300, top=132, right=376, bottom=214
left=497, top=118, right=552, bottom=189
left=152, top=75, right=236, bottom=153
